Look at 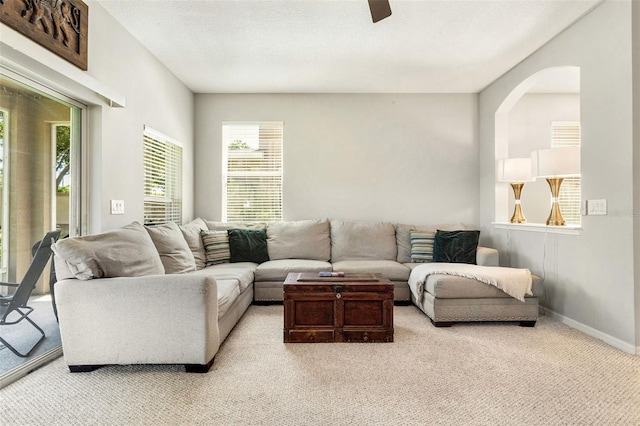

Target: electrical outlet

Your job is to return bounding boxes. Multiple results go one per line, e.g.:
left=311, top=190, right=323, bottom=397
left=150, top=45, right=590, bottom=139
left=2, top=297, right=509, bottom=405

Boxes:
left=110, top=199, right=125, bottom=215
left=587, top=199, right=607, bottom=216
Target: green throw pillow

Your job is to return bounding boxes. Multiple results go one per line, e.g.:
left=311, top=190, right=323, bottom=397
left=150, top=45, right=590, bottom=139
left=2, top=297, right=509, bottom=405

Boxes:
left=227, top=228, right=269, bottom=264
left=433, top=230, right=480, bottom=264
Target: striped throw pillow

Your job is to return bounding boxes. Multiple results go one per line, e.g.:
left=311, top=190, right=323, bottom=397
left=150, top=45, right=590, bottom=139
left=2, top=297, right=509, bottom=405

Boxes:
left=410, top=231, right=435, bottom=263
left=201, top=230, right=231, bottom=265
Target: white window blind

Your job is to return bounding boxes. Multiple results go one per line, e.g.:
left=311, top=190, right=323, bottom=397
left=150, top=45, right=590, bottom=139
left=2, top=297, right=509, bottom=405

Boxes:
left=143, top=126, right=182, bottom=225
left=551, top=121, right=581, bottom=225
left=222, top=122, right=283, bottom=222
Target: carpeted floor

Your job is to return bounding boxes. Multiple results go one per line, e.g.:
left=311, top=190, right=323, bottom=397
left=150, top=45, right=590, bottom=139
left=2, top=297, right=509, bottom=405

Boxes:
left=1, top=305, right=639, bottom=425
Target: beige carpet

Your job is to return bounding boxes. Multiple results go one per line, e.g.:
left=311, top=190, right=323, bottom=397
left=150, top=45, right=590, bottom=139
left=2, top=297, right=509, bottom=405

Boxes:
left=1, top=305, right=639, bottom=425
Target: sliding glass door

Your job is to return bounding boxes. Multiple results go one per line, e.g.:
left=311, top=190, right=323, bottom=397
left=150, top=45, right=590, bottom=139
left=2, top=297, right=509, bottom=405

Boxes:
left=0, top=71, right=84, bottom=384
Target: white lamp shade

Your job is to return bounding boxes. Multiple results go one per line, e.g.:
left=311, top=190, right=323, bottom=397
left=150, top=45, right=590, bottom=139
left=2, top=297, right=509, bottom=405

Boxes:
left=531, top=146, right=580, bottom=178
left=497, top=158, right=534, bottom=182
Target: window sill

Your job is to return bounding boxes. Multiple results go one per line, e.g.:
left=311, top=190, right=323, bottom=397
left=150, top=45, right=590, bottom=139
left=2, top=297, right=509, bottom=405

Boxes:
left=492, top=222, right=582, bottom=236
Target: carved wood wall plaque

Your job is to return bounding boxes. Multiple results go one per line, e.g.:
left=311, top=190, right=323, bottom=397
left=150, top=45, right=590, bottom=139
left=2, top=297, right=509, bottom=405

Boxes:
left=0, top=0, right=88, bottom=70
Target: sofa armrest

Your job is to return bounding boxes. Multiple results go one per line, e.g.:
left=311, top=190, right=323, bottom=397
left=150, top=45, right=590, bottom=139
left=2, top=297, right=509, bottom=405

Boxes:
left=476, top=246, right=499, bottom=267
left=55, top=274, right=220, bottom=366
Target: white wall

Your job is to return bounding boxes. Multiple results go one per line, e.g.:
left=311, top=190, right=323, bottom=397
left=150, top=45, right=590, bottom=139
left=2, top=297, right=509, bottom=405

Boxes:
left=86, top=3, right=195, bottom=231
left=195, top=94, right=479, bottom=227
left=505, top=93, right=580, bottom=224
left=480, top=0, right=637, bottom=352
left=0, top=1, right=195, bottom=233
left=508, top=94, right=580, bottom=157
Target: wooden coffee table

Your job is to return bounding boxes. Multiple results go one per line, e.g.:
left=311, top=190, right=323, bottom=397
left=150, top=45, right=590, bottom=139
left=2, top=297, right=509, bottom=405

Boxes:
left=283, top=272, right=394, bottom=343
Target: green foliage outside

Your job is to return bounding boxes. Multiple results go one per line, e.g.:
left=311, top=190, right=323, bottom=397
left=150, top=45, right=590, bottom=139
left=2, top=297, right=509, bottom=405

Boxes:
left=228, top=140, right=252, bottom=150
left=56, top=125, right=71, bottom=191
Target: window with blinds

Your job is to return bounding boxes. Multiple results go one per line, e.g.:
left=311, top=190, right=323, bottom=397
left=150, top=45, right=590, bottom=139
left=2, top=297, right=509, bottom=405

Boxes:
left=551, top=121, right=581, bottom=225
left=222, top=122, right=283, bottom=222
left=143, top=126, right=183, bottom=225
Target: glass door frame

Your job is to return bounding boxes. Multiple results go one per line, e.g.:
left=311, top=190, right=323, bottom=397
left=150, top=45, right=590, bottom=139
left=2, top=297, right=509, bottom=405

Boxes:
left=0, top=67, right=88, bottom=241
left=0, top=67, right=88, bottom=389
left=0, top=107, right=10, bottom=284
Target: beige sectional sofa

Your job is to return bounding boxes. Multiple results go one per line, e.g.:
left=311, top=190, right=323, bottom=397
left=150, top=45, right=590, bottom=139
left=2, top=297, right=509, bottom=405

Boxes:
left=54, top=220, right=255, bottom=373
left=53, top=218, right=537, bottom=373
left=208, top=218, right=500, bottom=303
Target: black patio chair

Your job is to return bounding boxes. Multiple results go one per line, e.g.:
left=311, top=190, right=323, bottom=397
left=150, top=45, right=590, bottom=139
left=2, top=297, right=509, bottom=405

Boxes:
left=0, top=230, right=61, bottom=357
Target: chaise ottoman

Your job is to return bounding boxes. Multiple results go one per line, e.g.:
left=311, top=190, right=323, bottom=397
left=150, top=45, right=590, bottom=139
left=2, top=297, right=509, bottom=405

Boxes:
left=409, top=269, right=542, bottom=327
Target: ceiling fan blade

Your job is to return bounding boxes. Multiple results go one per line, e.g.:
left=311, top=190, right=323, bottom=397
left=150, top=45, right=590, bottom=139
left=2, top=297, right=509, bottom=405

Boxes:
left=368, top=0, right=392, bottom=23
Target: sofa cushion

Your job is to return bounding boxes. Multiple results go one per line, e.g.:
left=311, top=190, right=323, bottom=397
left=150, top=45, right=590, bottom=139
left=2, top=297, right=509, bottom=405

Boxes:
left=424, top=274, right=544, bottom=299
left=216, top=279, right=241, bottom=319
left=433, top=230, right=480, bottom=264
left=52, top=221, right=164, bottom=280
left=330, top=220, right=397, bottom=262
left=201, top=230, right=231, bottom=265
left=267, top=219, right=330, bottom=261
left=179, top=218, right=208, bottom=270
left=425, top=274, right=538, bottom=299
left=255, top=259, right=332, bottom=282
left=145, top=222, right=196, bottom=274
left=193, top=262, right=256, bottom=292
left=410, top=231, right=435, bottom=263
left=228, top=228, right=269, bottom=264
left=331, top=260, right=410, bottom=281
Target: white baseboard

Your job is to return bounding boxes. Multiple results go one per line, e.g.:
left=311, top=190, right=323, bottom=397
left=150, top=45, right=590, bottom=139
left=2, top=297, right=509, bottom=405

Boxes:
left=541, top=307, right=637, bottom=355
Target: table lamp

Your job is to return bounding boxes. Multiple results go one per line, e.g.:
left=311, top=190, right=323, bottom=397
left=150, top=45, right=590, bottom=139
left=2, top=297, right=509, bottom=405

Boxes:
left=531, top=146, right=580, bottom=226
left=497, top=157, right=535, bottom=223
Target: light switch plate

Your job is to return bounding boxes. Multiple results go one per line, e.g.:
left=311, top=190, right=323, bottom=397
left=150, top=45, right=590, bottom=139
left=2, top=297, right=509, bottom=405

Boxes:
left=587, top=199, right=607, bottom=216
left=110, top=199, right=125, bottom=215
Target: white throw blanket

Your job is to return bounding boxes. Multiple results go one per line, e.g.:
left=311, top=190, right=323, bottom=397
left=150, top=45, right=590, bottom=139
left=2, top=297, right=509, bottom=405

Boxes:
left=408, top=263, right=533, bottom=303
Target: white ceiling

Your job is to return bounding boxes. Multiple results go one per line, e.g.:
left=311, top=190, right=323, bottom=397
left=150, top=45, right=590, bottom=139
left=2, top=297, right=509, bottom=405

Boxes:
left=95, top=0, right=600, bottom=94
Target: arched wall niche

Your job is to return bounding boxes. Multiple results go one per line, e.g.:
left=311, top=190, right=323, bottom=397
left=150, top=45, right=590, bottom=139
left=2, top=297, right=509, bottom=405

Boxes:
left=494, top=66, right=581, bottom=224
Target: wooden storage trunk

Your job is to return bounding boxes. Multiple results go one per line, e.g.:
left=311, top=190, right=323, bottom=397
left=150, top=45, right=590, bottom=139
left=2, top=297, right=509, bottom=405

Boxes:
left=283, top=272, right=394, bottom=343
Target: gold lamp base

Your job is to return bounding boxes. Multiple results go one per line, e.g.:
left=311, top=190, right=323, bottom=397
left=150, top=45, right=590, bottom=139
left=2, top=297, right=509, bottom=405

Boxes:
left=546, top=177, right=566, bottom=226
left=509, top=182, right=527, bottom=223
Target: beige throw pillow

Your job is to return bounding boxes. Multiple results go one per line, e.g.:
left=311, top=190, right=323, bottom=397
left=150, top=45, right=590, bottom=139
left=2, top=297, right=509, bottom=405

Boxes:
left=267, top=219, right=331, bottom=261
left=179, top=217, right=208, bottom=270
left=330, top=220, right=397, bottom=262
left=51, top=221, right=165, bottom=280
left=145, top=222, right=196, bottom=274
